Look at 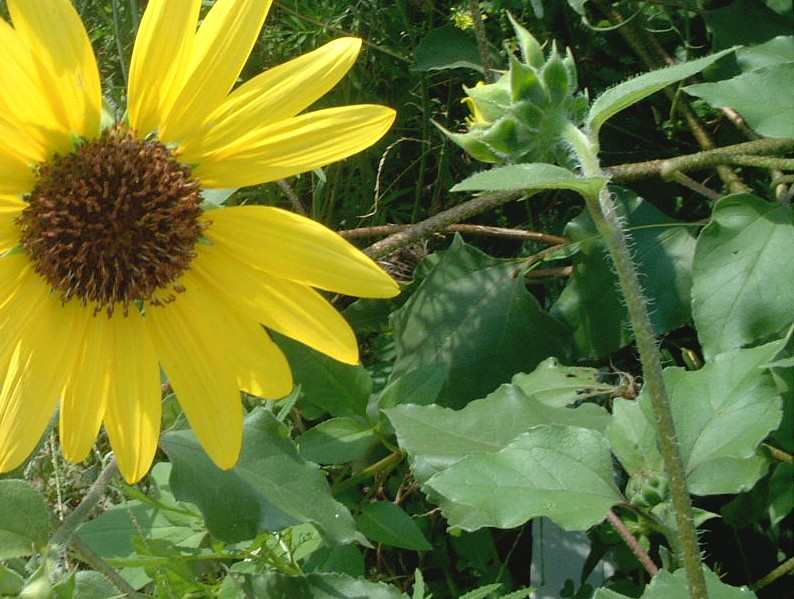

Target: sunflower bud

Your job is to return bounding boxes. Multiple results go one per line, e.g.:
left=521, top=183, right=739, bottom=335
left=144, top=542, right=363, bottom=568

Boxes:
left=438, top=16, right=588, bottom=167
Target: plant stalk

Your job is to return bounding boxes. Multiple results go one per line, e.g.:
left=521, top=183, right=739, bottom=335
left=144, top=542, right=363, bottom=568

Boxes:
left=51, top=458, right=118, bottom=547
left=564, top=123, right=709, bottom=599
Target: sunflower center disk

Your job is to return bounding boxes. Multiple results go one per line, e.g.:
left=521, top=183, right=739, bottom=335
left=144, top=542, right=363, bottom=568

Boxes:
left=17, top=126, right=205, bottom=316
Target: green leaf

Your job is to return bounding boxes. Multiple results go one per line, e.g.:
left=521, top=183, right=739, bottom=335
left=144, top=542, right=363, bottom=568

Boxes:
left=390, top=235, right=571, bottom=408
left=73, top=571, right=125, bottom=599
left=297, top=417, right=375, bottom=464
left=425, top=425, right=623, bottom=531
left=608, top=398, right=664, bottom=476
left=355, top=502, right=432, bottom=550
left=76, top=497, right=205, bottom=590
left=0, top=563, right=24, bottom=596
left=378, top=362, right=448, bottom=409
left=160, top=408, right=363, bottom=545
left=274, top=333, right=373, bottom=418
left=411, top=25, right=482, bottom=73
left=703, top=1, right=793, bottom=50
left=586, top=48, right=735, bottom=137
left=451, top=163, right=608, bottom=198
left=511, top=357, right=622, bottom=408
left=252, top=572, right=408, bottom=598
left=385, top=382, right=610, bottom=483
left=684, top=63, right=794, bottom=138
left=593, top=567, right=756, bottom=598
left=691, top=194, right=794, bottom=359
left=736, top=35, right=794, bottom=71
left=551, top=189, right=696, bottom=358
left=0, top=480, right=49, bottom=558
left=622, top=340, right=783, bottom=495
left=768, top=462, right=794, bottom=525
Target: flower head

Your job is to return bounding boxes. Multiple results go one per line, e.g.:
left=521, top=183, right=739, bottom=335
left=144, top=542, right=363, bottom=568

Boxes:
left=0, top=0, right=398, bottom=482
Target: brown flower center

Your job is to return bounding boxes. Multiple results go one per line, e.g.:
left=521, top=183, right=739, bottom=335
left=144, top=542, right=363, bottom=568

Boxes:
left=16, top=125, right=205, bottom=316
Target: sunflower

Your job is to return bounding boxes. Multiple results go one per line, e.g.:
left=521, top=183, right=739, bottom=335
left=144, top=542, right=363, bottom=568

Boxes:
left=0, top=0, right=399, bottom=483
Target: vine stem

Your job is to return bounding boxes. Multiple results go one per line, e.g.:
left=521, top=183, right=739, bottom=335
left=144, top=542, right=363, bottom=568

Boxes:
left=607, top=510, right=659, bottom=577
left=563, top=123, right=709, bottom=599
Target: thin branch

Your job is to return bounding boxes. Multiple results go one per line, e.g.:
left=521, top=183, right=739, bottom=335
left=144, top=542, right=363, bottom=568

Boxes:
left=751, top=555, right=794, bottom=591
left=342, top=223, right=567, bottom=246
left=276, top=179, right=307, bottom=215
left=468, top=0, right=494, bottom=82
left=606, top=138, right=794, bottom=182
left=363, top=191, right=525, bottom=259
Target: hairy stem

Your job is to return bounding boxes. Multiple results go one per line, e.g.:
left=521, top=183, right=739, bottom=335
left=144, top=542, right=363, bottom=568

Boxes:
left=563, top=121, right=709, bottom=599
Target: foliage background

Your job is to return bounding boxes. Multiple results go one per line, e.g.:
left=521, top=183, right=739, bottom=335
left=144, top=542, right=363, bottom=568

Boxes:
left=0, top=1, right=792, bottom=598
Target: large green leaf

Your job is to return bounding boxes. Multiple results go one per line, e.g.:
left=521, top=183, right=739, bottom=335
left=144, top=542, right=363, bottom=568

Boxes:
left=736, top=35, right=794, bottom=71
left=390, top=235, right=571, bottom=408
left=511, top=357, right=622, bottom=408
left=251, top=572, right=408, bottom=598
left=550, top=189, right=696, bottom=358
left=76, top=490, right=206, bottom=590
left=611, top=340, right=783, bottom=495
left=666, top=341, right=783, bottom=494
left=297, top=417, right=375, bottom=465
left=385, top=381, right=610, bottom=483
left=593, top=567, right=756, bottom=599
left=691, top=194, right=794, bottom=359
left=684, top=63, right=794, bottom=138
left=411, top=25, right=482, bottom=73
left=586, top=48, right=735, bottom=137
left=425, top=425, right=623, bottom=531
left=160, top=408, right=363, bottom=545
left=451, top=163, right=608, bottom=198
left=0, top=480, right=49, bottom=559
left=608, top=398, right=664, bottom=476
left=703, top=1, right=793, bottom=50
left=355, top=502, right=431, bottom=551
left=274, top=333, right=372, bottom=418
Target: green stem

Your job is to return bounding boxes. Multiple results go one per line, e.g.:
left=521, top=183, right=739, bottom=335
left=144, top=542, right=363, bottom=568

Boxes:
left=563, top=122, right=709, bottom=599
left=51, top=458, right=118, bottom=547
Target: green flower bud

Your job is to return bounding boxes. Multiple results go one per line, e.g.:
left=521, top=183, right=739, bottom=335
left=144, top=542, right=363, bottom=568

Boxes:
left=509, top=55, right=548, bottom=106
left=508, top=12, right=544, bottom=68
left=464, top=79, right=512, bottom=122
left=626, top=470, right=669, bottom=509
left=541, top=44, right=570, bottom=105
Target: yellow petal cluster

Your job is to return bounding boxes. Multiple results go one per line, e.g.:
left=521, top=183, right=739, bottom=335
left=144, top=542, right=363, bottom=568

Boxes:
left=0, top=0, right=398, bottom=482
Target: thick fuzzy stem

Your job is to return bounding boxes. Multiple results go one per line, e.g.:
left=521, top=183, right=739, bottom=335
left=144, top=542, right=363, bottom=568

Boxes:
left=563, top=122, right=709, bottom=599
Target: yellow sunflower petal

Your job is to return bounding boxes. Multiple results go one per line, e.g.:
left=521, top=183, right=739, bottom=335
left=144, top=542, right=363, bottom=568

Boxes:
left=180, top=38, right=361, bottom=157
left=159, top=0, right=273, bottom=144
left=0, top=258, right=52, bottom=363
left=189, top=105, right=395, bottom=187
left=146, top=274, right=244, bottom=470
left=203, top=206, right=399, bottom=298
left=127, top=0, right=201, bottom=136
left=103, top=309, right=162, bottom=483
left=0, top=197, right=25, bottom=252
left=0, top=20, right=68, bottom=157
left=0, top=296, right=80, bottom=472
left=7, top=0, right=102, bottom=140
left=60, top=311, right=111, bottom=464
left=189, top=264, right=293, bottom=397
left=193, top=243, right=360, bottom=364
